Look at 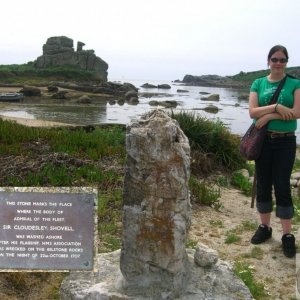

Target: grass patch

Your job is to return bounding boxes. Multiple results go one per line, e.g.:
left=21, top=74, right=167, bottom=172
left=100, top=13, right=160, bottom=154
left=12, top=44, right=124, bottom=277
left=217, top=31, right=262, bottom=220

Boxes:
left=186, top=238, right=198, bottom=249
left=209, top=219, right=224, bottom=228
left=293, top=157, right=300, bottom=171
left=189, top=175, right=222, bottom=210
left=231, top=171, right=252, bottom=196
left=292, top=192, right=300, bottom=225
left=225, top=232, right=241, bottom=244
left=98, top=189, right=123, bottom=253
left=234, top=261, right=267, bottom=299
left=242, top=246, right=264, bottom=260
left=225, top=221, right=257, bottom=244
left=236, top=220, right=258, bottom=233
left=216, top=175, right=230, bottom=187
left=0, top=120, right=125, bottom=160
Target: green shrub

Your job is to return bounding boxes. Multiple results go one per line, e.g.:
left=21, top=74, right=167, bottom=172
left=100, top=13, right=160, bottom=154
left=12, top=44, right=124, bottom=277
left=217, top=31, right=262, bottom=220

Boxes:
left=171, top=111, right=246, bottom=173
left=231, top=171, right=252, bottom=196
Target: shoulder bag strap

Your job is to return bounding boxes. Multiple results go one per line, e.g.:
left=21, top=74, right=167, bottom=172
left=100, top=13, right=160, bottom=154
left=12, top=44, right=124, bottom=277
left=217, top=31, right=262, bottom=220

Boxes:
left=269, top=75, right=287, bottom=105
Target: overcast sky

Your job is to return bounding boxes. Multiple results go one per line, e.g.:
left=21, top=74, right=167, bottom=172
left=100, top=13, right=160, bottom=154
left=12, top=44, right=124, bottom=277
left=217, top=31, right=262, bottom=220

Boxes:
left=1, top=0, right=299, bottom=81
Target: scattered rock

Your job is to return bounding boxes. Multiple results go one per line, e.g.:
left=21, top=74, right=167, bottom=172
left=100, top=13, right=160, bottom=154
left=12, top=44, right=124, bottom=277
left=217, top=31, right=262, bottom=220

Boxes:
left=177, top=89, right=189, bottom=93
left=194, top=242, right=218, bottom=267
left=47, top=85, right=58, bottom=93
left=238, top=93, right=249, bottom=101
left=157, top=84, right=171, bottom=89
left=77, top=95, right=91, bottom=104
left=127, top=97, right=139, bottom=105
left=199, top=91, right=210, bottom=95
left=202, top=105, right=219, bottom=113
left=125, top=90, right=138, bottom=100
left=201, top=94, right=220, bottom=101
left=235, top=169, right=250, bottom=180
left=19, top=86, right=41, bottom=97
left=291, top=172, right=300, bottom=180
left=122, top=82, right=138, bottom=92
left=51, top=91, right=68, bottom=99
left=108, top=100, right=116, bottom=105
left=117, top=99, right=125, bottom=106
left=141, top=83, right=157, bottom=88
left=140, top=92, right=173, bottom=98
left=149, top=100, right=178, bottom=108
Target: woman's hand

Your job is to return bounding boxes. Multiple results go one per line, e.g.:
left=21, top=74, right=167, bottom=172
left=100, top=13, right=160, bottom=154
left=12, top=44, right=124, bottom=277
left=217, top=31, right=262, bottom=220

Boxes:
left=255, top=114, right=271, bottom=128
left=276, top=104, right=295, bottom=120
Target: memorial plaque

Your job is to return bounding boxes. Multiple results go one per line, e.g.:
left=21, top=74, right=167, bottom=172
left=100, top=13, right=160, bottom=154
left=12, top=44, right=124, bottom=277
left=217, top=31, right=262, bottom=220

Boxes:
left=0, top=191, right=96, bottom=271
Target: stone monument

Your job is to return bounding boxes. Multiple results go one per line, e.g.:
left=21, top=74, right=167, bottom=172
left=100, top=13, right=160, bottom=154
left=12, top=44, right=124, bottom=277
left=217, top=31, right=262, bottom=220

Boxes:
left=120, top=109, right=191, bottom=298
left=60, top=110, right=252, bottom=300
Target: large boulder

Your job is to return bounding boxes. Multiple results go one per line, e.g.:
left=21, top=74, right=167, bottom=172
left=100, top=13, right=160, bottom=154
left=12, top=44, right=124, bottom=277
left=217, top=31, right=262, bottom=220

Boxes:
left=19, top=86, right=41, bottom=96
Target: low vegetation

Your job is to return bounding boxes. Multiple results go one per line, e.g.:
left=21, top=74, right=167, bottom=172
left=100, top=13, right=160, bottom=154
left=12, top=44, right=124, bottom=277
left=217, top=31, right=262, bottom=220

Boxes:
left=171, top=111, right=247, bottom=173
left=234, top=261, right=268, bottom=299
left=2, top=110, right=299, bottom=299
left=0, top=63, right=101, bottom=84
left=0, top=121, right=125, bottom=299
left=229, top=66, right=300, bottom=85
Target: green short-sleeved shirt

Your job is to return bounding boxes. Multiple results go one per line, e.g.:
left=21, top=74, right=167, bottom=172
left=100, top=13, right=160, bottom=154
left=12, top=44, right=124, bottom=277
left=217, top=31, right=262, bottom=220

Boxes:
left=250, top=75, right=300, bottom=132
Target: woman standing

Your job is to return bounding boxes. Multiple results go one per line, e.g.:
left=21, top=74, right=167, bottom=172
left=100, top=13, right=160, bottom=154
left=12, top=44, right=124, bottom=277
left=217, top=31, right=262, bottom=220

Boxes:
left=249, top=45, right=300, bottom=258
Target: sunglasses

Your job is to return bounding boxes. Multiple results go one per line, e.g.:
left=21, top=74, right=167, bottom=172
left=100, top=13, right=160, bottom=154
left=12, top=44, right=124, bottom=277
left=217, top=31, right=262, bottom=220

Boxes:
left=270, top=57, right=288, bottom=63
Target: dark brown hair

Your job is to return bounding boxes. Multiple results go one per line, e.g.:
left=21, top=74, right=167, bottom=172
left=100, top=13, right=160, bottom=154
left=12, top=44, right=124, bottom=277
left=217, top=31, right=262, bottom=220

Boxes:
left=268, top=45, right=289, bottom=60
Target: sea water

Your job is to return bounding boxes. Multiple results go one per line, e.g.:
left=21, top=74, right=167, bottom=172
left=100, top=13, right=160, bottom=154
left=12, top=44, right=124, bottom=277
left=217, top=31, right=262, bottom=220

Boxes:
left=0, top=78, right=299, bottom=141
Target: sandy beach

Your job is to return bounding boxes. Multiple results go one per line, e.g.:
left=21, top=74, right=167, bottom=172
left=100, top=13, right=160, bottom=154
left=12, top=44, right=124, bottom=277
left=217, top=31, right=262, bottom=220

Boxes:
left=0, top=114, right=75, bottom=127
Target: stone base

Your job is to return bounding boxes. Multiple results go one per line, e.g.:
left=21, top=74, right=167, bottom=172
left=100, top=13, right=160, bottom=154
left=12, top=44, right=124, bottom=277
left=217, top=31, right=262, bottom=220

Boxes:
left=60, top=248, right=252, bottom=300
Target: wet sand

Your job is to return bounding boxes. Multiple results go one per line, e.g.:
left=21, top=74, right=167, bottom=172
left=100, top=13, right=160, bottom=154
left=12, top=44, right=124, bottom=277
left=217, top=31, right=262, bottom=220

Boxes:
left=0, top=115, right=75, bottom=127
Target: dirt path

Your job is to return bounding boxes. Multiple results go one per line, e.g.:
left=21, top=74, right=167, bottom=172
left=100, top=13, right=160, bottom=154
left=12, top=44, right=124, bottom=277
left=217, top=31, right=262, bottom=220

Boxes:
left=189, top=187, right=299, bottom=299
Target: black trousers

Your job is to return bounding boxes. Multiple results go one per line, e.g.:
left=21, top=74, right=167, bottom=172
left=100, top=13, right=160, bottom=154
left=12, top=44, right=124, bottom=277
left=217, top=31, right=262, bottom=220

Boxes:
left=255, top=135, right=296, bottom=219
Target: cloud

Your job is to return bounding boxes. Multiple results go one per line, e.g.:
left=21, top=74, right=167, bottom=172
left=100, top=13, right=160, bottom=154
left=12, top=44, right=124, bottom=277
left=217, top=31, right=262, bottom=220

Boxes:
left=1, top=0, right=300, bottom=80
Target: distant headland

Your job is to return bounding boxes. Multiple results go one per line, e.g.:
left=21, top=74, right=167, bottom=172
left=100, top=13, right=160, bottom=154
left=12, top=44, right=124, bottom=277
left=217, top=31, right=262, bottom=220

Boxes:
left=176, top=67, right=300, bottom=89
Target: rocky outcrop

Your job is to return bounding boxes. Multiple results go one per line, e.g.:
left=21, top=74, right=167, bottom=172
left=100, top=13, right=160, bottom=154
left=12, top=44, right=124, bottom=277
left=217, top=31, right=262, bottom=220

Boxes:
left=141, top=83, right=171, bottom=89
left=34, top=36, right=108, bottom=81
left=181, top=74, right=246, bottom=88
left=56, top=81, right=137, bottom=95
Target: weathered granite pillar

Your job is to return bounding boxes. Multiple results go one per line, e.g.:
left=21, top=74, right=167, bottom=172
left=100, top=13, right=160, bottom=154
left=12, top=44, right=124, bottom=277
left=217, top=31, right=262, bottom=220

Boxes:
left=120, top=110, right=191, bottom=299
